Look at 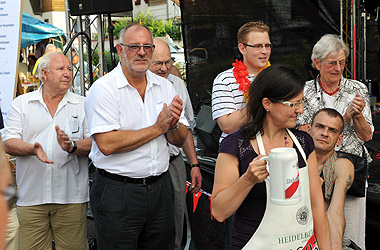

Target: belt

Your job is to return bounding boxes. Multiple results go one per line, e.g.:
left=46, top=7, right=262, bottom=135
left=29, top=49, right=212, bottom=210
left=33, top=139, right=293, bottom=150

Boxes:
left=96, top=168, right=165, bottom=185
left=170, top=153, right=181, bottom=163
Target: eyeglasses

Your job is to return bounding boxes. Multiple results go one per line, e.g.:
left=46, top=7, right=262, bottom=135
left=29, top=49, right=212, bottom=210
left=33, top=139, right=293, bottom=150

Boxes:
left=279, top=98, right=306, bottom=109
left=324, top=59, right=346, bottom=68
left=120, top=43, right=155, bottom=53
left=152, top=59, right=173, bottom=68
left=242, top=43, right=273, bottom=50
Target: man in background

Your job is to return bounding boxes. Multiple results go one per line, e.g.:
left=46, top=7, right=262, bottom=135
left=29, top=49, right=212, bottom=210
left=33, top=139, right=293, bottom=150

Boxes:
left=310, top=108, right=356, bottom=250
left=150, top=38, right=202, bottom=250
left=32, top=44, right=57, bottom=76
left=212, top=21, right=271, bottom=143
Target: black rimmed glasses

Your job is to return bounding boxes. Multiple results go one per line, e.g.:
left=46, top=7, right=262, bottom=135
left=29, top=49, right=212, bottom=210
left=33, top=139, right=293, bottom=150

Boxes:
left=279, top=98, right=307, bottom=109
left=152, top=59, right=173, bottom=68
left=241, top=43, right=273, bottom=50
left=120, top=43, right=155, bottom=53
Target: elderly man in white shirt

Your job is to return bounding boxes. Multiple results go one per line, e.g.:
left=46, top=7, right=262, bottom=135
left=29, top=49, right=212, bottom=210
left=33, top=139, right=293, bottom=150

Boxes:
left=85, top=24, right=188, bottom=250
left=2, top=52, right=92, bottom=250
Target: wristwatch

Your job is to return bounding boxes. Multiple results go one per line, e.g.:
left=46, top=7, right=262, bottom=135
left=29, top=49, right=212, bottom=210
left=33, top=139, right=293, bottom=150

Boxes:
left=169, top=122, right=179, bottom=132
left=191, top=164, right=200, bottom=168
left=69, top=141, right=77, bottom=153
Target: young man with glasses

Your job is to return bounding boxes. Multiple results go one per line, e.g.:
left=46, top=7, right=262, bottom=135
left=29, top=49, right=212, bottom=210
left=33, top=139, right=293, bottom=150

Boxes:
left=149, top=38, right=202, bottom=250
left=212, top=21, right=272, bottom=143
left=85, top=24, right=188, bottom=250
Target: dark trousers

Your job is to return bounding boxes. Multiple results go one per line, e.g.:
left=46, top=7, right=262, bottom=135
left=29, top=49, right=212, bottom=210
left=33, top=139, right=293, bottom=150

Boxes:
left=90, top=170, right=175, bottom=250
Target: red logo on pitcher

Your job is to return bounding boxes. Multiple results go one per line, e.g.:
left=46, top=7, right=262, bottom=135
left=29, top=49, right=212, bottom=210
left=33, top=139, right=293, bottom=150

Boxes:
left=285, top=173, right=299, bottom=199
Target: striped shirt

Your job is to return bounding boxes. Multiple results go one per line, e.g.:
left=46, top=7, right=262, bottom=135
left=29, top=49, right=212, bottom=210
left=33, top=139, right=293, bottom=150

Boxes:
left=211, top=67, right=255, bottom=143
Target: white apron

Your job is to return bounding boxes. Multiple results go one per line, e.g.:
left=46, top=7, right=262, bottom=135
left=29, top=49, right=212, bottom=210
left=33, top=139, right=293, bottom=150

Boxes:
left=242, top=129, right=318, bottom=250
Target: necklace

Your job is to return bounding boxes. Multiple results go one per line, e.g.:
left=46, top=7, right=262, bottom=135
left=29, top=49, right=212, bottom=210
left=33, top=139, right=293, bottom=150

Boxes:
left=284, top=129, right=289, bottom=147
left=318, top=76, right=339, bottom=95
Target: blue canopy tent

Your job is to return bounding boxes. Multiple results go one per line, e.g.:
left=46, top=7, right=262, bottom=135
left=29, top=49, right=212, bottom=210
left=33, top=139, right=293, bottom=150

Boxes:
left=21, top=12, right=66, bottom=49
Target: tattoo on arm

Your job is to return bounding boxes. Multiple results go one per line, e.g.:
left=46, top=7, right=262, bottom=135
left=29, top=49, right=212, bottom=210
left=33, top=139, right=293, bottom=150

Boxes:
left=345, top=175, right=353, bottom=193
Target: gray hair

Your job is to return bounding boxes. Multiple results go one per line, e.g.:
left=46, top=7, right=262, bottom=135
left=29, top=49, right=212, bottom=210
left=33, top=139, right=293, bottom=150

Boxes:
left=37, top=52, right=62, bottom=81
left=118, top=24, right=154, bottom=45
left=311, top=34, right=349, bottom=68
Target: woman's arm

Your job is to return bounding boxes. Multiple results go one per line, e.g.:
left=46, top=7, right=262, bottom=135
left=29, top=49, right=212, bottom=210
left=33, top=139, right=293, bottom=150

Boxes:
left=211, top=153, right=268, bottom=222
left=307, top=151, right=332, bottom=250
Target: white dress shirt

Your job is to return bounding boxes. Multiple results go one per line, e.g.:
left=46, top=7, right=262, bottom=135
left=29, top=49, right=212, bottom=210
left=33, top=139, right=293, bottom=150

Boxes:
left=85, top=64, right=188, bottom=178
left=167, top=74, right=195, bottom=156
left=1, top=87, right=89, bottom=206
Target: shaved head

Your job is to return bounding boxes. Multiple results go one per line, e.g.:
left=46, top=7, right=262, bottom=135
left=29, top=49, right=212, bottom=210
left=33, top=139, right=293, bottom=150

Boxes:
left=45, top=44, right=57, bottom=54
left=153, top=38, right=171, bottom=57
left=149, top=38, right=172, bottom=78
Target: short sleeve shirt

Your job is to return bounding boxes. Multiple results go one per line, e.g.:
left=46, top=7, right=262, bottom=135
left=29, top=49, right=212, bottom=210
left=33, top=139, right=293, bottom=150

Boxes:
left=1, top=87, right=89, bottom=206
left=211, top=68, right=255, bottom=143
left=85, top=64, right=189, bottom=178
left=218, top=129, right=315, bottom=249
left=167, top=74, right=195, bottom=156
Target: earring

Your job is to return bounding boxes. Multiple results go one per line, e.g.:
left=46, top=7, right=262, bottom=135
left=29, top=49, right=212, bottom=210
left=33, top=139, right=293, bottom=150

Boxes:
left=266, top=109, right=269, bottom=112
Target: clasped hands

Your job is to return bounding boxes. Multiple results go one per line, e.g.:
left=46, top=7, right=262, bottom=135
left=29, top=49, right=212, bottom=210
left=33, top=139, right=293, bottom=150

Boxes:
left=344, top=93, right=365, bottom=123
left=155, top=95, right=183, bottom=134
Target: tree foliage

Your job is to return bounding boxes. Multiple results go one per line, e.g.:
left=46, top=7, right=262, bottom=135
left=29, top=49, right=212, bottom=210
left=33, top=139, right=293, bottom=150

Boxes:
left=113, top=11, right=181, bottom=40
left=87, top=47, right=119, bottom=74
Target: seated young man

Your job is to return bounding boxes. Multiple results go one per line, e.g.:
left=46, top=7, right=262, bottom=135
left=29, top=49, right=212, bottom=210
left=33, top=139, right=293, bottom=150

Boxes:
left=310, top=108, right=358, bottom=250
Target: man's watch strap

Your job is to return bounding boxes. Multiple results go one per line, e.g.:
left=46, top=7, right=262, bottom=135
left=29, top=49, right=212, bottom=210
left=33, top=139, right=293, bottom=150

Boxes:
left=191, top=164, right=200, bottom=168
left=69, top=141, right=77, bottom=153
left=168, top=122, right=179, bottom=132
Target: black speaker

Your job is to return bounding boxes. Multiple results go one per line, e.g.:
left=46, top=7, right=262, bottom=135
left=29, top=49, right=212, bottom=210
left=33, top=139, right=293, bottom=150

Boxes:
left=68, top=0, right=133, bottom=16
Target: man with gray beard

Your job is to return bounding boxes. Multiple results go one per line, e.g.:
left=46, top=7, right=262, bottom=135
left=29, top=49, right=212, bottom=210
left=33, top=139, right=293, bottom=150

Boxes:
left=85, top=24, right=188, bottom=250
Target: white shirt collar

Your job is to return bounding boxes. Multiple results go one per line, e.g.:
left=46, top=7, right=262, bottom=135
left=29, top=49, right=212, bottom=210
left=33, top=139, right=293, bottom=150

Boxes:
left=28, top=86, right=81, bottom=105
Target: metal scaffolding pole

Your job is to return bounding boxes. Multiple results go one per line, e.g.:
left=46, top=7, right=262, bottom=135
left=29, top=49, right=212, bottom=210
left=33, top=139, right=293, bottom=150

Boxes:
left=351, top=0, right=356, bottom=79
left=64, top=0, right=72, bottom=63
left=363, top=11, right=367, bottom=81
left=64, top=6, right=107, bottom=95
left=340, top=0, right=368, bottom=91
left=97, top=15, right=106, bottom=76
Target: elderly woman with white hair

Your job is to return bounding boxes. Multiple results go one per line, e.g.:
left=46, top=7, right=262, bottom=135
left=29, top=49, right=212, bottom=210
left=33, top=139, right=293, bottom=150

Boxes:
left=297, top=34, right=373, bottom=250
